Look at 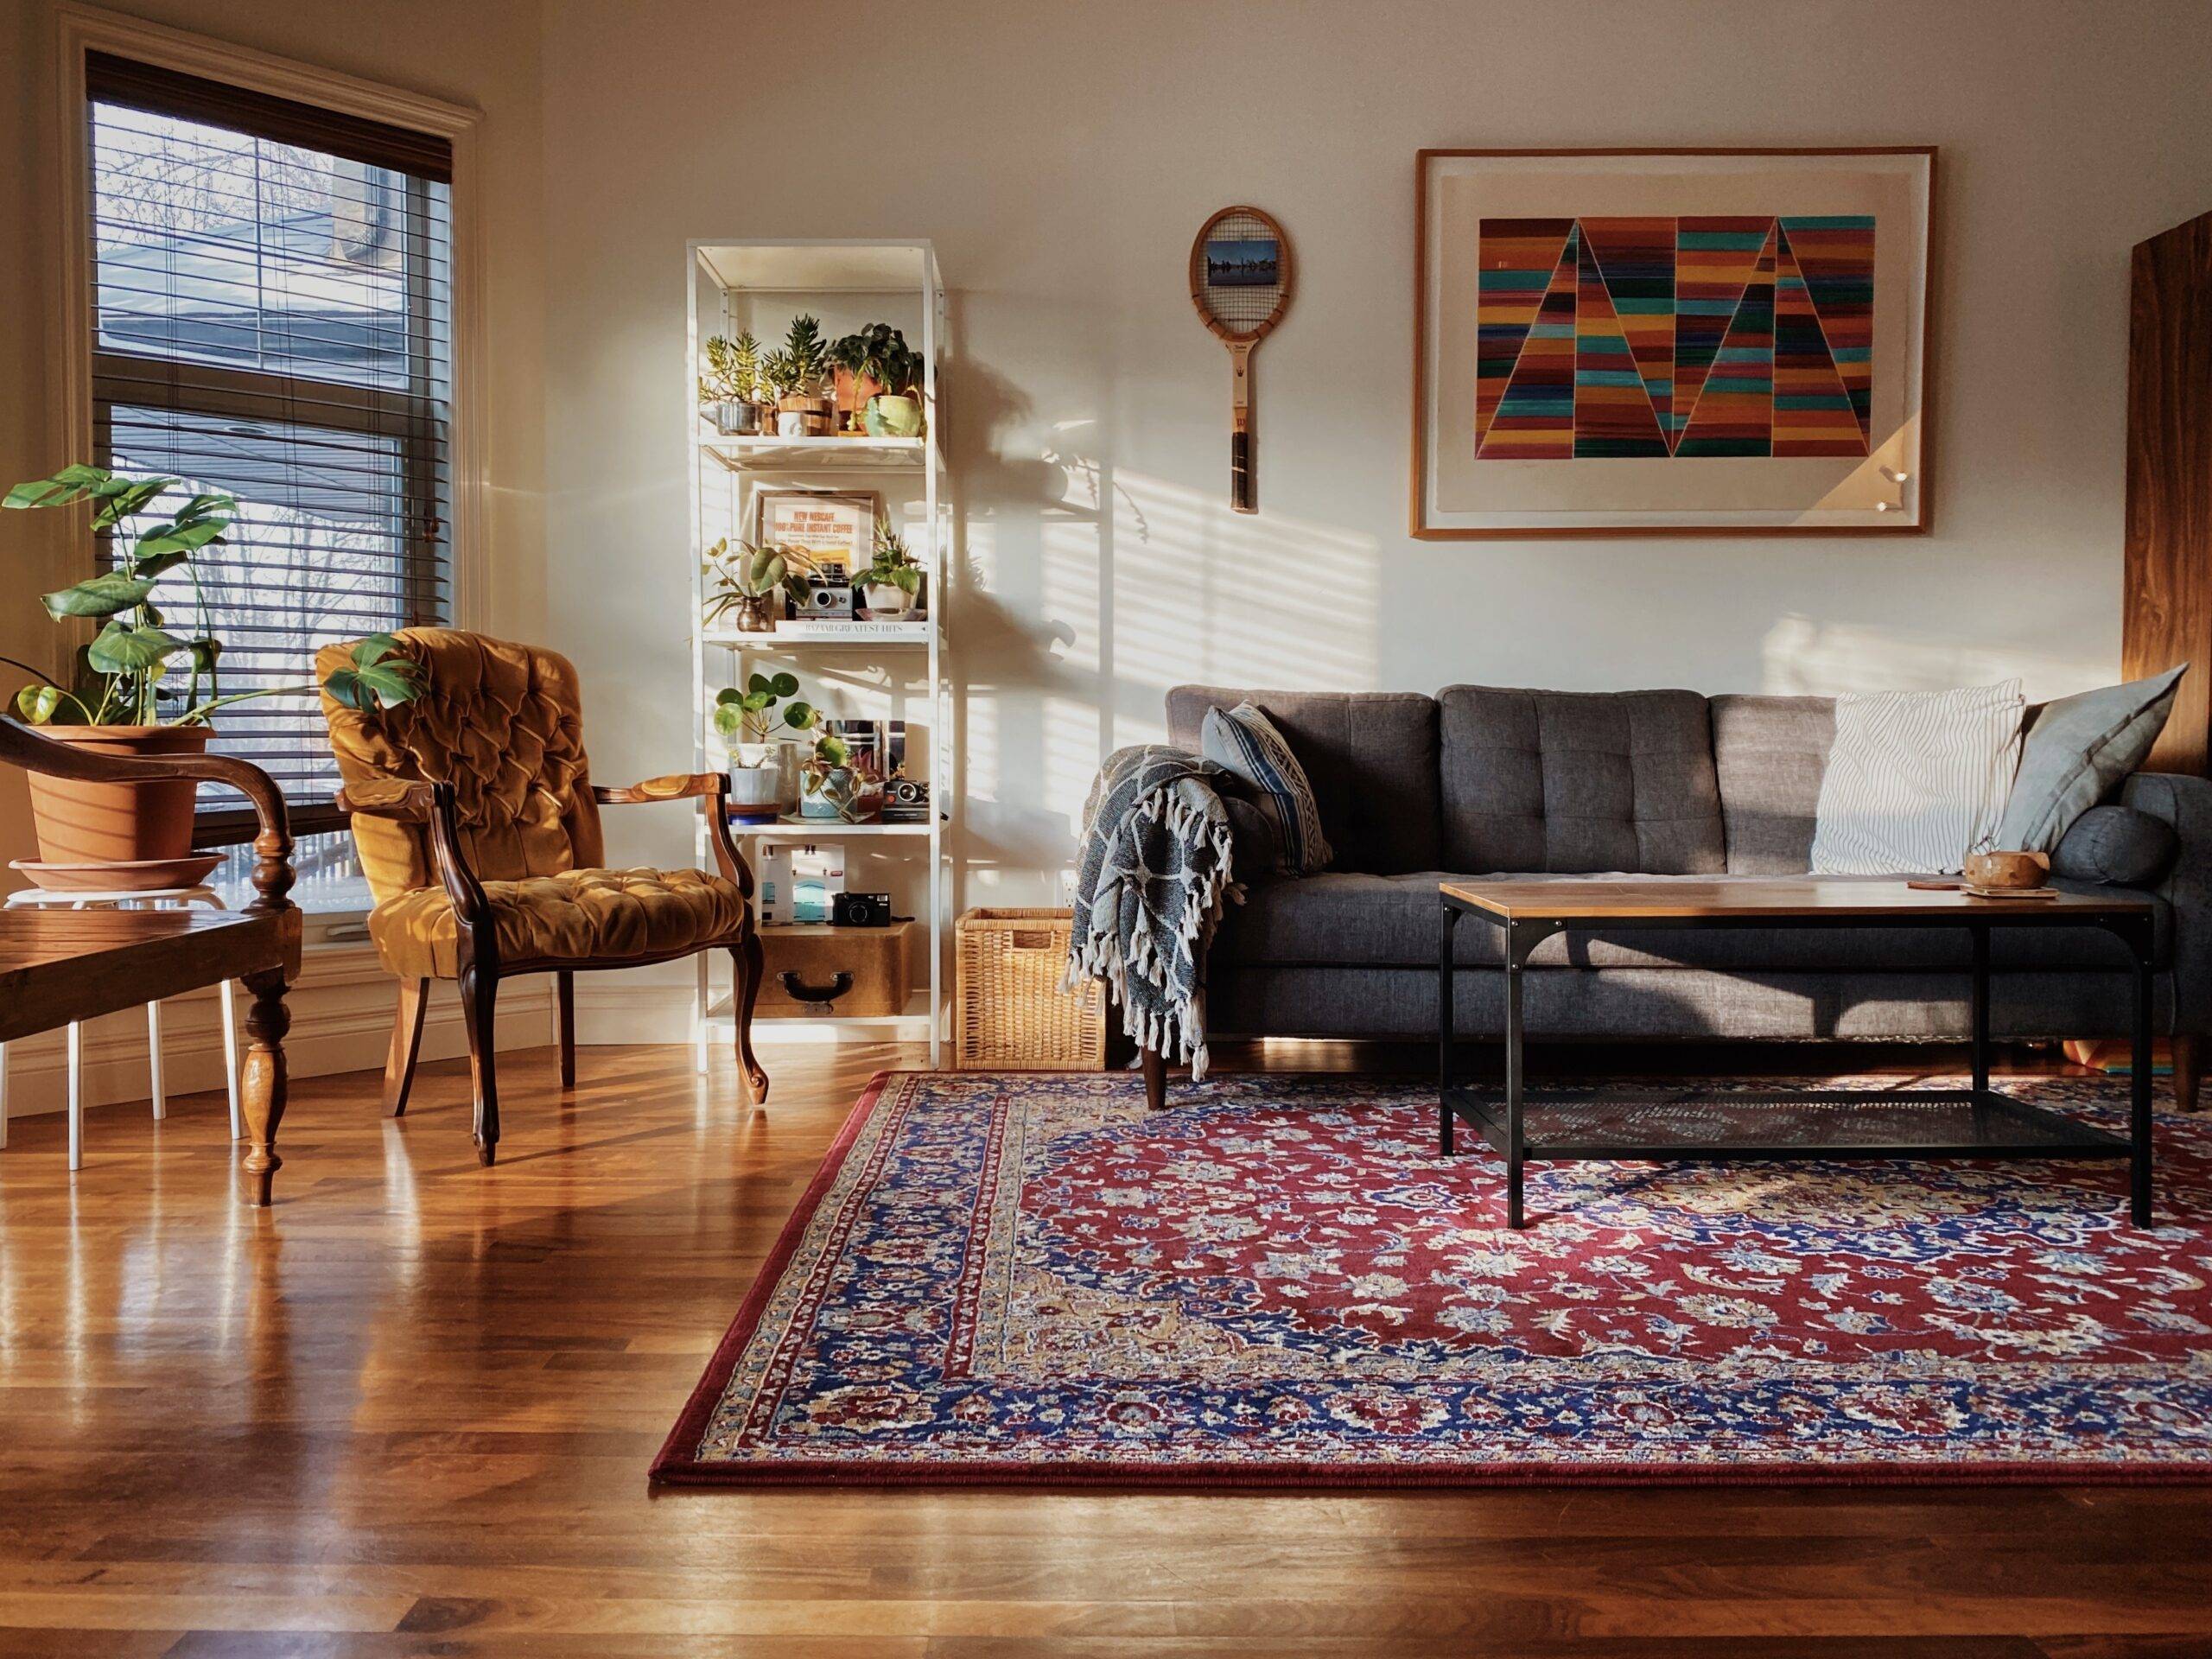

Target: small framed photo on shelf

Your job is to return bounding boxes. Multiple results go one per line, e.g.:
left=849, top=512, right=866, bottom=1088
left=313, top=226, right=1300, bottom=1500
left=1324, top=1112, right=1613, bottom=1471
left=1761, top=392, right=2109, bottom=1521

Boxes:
left=753, top=489, right=879, bottom=575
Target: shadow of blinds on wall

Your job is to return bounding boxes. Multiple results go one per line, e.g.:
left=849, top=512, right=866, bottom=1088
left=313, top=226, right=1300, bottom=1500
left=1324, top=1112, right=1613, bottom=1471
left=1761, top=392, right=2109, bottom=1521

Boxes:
left=84, top=51, right=453, bottom=842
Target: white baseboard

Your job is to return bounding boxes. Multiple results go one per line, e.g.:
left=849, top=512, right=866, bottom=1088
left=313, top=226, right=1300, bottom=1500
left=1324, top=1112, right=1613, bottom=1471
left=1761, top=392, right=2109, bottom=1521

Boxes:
left=0, top=940, right=552, bottom=1123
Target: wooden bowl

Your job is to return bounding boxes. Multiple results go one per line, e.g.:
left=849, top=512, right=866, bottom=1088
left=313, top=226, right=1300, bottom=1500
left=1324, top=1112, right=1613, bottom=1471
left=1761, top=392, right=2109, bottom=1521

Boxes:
left=1963, top=849, right=2050, bottom=892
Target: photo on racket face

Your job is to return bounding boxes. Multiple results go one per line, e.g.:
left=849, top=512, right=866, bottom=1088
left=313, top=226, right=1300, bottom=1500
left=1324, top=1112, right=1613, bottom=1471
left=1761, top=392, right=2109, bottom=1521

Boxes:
left=1204, top=236, right=1280, bottom=288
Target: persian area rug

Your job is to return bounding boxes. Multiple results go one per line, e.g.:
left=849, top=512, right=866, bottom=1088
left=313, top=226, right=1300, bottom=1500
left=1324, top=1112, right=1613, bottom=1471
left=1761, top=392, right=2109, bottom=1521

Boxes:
left=652, top=1071, right=2212, bottom=1487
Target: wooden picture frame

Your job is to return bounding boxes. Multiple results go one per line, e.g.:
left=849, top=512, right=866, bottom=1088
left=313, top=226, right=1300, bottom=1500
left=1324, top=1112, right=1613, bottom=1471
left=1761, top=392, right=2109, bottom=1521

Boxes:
left=1412, top=147, right=1936, bottom=538
left=752, top=488, right=880, bottom=578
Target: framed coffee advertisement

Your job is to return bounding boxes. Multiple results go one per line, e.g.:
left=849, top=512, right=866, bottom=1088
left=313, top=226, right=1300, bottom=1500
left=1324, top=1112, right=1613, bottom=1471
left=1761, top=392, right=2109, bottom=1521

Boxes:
left=1414, top=147, right=1935, bottom=537
left=753, top=488, right=879, bottom=578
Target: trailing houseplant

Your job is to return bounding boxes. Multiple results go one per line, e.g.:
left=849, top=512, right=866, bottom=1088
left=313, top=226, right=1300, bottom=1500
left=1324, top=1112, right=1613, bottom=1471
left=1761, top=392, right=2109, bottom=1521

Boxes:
left=767, top=314, right=833, bottom=436
left=2, top=463, right=422, bottom=876
left=858, top=525, right=923, bottom=618
left=702, top=537, right=817, bottom=634
left=826, top=323, right=925, bottom=438
left=698, top=331, right=766, bottom=435
left=798, top=728, right=885, bottom=823
left=712, top=671, right=817, bottom=816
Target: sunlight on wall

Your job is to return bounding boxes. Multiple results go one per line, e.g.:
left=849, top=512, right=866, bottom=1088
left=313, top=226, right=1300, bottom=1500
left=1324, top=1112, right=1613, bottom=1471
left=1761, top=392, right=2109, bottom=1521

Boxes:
left=1761, top=613, right=2109, bottom=698
left=951, top=444, right=1381, bottom=907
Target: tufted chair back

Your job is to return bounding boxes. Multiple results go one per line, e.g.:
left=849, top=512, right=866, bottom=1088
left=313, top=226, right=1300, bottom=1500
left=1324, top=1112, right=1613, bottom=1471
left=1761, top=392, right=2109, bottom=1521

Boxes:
left=317, top=629, right=605, bottom=906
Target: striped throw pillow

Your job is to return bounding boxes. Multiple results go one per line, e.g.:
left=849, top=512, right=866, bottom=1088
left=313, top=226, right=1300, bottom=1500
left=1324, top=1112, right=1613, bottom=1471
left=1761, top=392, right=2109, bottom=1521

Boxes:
left=1809, top=680, right=2026, bottom=875
left=1202, top=702, right=1333, bottom=875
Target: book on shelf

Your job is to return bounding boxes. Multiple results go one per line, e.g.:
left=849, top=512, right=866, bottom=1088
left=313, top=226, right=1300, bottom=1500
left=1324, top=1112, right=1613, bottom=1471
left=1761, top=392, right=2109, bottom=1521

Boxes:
left=769, top=618, right=931, bottom=642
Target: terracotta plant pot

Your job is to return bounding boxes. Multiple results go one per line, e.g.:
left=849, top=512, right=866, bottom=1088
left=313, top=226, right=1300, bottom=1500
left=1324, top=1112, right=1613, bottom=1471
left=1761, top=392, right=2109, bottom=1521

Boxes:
left=24, top=725, right=210, bottom=872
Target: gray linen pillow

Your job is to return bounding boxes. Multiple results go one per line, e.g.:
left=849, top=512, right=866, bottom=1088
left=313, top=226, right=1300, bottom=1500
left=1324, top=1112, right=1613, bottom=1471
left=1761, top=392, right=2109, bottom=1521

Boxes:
left=1994, top=665, right=2186, bottom=852
left=2050, top=804, right=2179, bottom=887
left=1201, top=702, right=1333, bottom=875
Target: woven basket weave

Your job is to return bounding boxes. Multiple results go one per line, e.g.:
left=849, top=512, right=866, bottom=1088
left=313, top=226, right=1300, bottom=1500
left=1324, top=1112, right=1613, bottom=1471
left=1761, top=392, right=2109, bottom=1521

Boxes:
left=954, top=907, right=1107, bottom=1071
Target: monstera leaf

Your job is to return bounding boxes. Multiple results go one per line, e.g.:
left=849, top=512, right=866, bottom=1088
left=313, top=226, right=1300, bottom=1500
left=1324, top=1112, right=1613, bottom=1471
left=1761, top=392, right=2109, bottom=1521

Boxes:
left=322, top=633, right=423, bottom=712
left=41, top=571, right=157, bottom=619
left=86, top=620, right=185, bottom=675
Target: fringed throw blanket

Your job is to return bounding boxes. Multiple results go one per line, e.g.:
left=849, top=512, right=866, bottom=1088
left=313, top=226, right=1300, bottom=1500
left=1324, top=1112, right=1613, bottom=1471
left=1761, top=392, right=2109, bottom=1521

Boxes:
left=1065, top=745, right=1242, bottom=1077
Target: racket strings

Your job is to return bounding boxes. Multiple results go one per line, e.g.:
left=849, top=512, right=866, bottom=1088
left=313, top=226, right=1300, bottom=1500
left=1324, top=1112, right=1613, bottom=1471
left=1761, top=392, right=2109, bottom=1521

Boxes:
left=1198, top=210, right=1287, bottom=334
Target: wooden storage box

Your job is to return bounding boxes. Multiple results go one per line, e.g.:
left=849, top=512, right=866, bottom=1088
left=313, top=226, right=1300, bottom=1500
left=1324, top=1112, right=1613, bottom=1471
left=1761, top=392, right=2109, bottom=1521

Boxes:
left=955, top=907, right=1108, bottom=1071
left=756, top=921, right=914, bottom=1019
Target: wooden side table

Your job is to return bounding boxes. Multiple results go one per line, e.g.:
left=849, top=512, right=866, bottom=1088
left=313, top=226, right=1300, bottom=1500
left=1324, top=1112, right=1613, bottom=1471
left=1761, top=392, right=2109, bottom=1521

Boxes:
left=0, top=721, right=300, bottom=1205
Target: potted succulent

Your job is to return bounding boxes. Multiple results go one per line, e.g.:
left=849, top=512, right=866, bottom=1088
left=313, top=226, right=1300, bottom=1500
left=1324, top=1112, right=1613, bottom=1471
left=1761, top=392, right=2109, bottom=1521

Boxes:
left=698, top=331, right=766, bottom=435
left=859, top=526, right=923, bottom=618
left=798, top=728, right=885, bottom=823
left=1, top=464, right=421, bottom=884
left=827, top=323, right=925, bottom=438
left=702, top=537, right=817, bottom=634
left=713, top=671, right=817, bottom=817
left=765, top=314, right=833, bottom=437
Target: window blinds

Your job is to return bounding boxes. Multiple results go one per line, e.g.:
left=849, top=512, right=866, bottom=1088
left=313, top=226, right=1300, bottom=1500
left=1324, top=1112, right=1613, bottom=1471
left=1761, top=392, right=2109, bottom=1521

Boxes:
left=85, top=53, right=454, bottom=841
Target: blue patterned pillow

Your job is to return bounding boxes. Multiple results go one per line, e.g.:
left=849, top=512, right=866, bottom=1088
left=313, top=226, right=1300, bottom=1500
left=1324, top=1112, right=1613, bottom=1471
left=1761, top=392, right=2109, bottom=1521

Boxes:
left=1201, top=702, right=1333, bottom=875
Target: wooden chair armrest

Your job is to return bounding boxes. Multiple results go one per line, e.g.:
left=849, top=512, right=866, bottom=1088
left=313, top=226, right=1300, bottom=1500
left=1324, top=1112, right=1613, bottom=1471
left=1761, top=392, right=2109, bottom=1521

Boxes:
left=0, top=717, right=294, bottom=912
left=591, top=772, right=756, bottom=901
left=335, top=779, right=437, bottom=822
left=593, top=772, right=721, bottom=806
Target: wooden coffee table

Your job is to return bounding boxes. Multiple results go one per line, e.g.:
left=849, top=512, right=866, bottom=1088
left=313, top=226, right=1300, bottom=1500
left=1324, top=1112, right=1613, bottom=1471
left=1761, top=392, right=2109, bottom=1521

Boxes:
left=1436, top=878, right=2158, bottom=1230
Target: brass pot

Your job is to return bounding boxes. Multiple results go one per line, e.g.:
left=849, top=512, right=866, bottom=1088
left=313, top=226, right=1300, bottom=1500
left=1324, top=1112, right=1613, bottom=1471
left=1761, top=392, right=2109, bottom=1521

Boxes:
left=732, top=593, right=782, bottom=633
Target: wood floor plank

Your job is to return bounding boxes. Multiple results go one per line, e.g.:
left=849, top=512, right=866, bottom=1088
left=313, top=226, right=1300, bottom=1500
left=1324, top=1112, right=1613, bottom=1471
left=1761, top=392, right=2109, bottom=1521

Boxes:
left=0, top=1039, right=2204, bottom=1649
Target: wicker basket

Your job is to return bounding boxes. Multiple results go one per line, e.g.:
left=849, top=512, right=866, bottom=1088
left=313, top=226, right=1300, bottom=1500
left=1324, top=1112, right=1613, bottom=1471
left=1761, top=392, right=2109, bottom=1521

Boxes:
left=955, top=907, right=1108, bottom=1071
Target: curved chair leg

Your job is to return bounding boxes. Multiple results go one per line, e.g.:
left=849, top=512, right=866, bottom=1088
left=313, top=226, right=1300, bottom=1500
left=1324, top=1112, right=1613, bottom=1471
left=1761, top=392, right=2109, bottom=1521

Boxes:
left=555, top=970, right=577, bottom=1090
left=460, top=966, right=500, bottom=1165
left=384, top=978, right=430, bottom=1117
left=734, top=933, right=768, bottom=1106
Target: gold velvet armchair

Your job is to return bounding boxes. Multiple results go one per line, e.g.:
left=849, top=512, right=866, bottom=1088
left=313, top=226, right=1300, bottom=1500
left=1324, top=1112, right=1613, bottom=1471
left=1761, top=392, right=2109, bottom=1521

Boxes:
left=319, top=629, right=766, bottom=1164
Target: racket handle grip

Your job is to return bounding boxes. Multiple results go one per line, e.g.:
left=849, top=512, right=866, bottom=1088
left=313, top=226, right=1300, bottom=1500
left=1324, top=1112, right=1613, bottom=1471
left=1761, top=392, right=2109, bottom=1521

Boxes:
left=1230, top=430, right=1254, bottom=514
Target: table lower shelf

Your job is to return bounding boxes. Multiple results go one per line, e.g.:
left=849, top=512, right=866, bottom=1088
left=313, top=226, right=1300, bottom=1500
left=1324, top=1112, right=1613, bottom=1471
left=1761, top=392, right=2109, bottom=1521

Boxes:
left=1440, top=1084, right=2134, bottom=1162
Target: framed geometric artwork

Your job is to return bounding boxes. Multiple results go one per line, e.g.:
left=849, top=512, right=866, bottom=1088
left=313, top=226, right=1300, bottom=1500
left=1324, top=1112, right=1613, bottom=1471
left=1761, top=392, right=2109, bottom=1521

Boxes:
left=1413, top=148, right=1935, bottom=537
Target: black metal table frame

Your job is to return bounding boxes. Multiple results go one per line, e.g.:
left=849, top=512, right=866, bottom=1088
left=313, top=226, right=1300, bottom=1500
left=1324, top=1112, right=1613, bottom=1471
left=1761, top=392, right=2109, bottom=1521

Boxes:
left=1436, top=893, right=2158, bottom=1230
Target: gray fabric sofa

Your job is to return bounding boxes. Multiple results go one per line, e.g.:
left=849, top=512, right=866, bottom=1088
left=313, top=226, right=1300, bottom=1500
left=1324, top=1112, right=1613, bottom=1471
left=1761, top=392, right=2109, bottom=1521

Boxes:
left=1162, top=683, right=2209, bottom=1106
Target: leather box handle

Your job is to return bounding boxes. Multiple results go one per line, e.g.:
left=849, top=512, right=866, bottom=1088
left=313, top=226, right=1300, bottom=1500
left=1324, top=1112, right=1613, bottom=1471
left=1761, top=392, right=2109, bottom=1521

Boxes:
left=778, top=969, right=854, bottom=1006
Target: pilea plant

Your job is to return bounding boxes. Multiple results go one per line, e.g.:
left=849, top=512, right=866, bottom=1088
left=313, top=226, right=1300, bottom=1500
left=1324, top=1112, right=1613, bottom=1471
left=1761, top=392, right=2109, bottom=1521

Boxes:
left=713, top=671, right=818, bottom=751
left=2, top=464, right=421, bottom=726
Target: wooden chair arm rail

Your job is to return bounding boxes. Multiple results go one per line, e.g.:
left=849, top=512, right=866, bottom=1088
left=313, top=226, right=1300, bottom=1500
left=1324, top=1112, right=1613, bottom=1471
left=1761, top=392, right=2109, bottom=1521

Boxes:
left=0, top=716, right=294, bottom=912
left=335, top=780, right=438, bottom=821
left=593, top=772, right=721, bottom=806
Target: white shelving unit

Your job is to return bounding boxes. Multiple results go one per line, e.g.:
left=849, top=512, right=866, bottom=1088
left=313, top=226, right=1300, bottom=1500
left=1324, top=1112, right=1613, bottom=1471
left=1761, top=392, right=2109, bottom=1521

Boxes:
left=686, top=239, right=950, bottom=1061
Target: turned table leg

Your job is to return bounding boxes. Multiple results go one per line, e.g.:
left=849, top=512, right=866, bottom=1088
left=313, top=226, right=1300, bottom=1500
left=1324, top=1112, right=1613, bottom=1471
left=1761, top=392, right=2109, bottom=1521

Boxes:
left=238, top=966, right=292, bottom=1206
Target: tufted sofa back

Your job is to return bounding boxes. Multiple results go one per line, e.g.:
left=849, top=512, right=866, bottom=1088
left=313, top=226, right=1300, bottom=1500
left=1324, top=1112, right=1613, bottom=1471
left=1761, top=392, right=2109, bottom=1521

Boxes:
left=317, top=629, right=603, bottom=906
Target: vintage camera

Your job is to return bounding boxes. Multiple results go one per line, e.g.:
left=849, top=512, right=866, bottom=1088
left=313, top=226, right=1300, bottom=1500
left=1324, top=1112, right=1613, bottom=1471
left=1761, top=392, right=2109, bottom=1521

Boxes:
left=803, top=580, right=855, bottom=619
left=830, top=890, right=893, bottom=927
left=881, top=776, right=930, bottom=823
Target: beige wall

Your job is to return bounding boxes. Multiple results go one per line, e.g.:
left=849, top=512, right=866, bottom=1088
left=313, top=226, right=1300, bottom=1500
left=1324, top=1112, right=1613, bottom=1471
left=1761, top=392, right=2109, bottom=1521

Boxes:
left=541, top=0, right=2212, bottom=915
left=0, top=0, right=546, bottom=873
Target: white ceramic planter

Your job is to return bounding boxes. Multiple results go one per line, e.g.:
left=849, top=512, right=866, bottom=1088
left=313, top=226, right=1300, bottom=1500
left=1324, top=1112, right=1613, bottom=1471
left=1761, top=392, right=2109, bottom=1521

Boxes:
left=730, top=741, right=798, bottom=815
left=861, top=582, right=914, bottom=618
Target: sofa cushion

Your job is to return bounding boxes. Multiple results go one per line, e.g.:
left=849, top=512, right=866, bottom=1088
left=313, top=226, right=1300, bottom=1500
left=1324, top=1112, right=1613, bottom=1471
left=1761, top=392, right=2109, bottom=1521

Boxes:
left=1712, top=694, right=1833, bottom=874
left=2052, top=804, right=2180, bottom=887
left=1167, top=686, right=1439, bottom=873
left=1997, top=665, right=2188, bottom=852
left=1202, top=702, right=1333, bottom=873
left=1436, top=687, right=1725, bottom=874
left=1211, top=870, right=2169, bottom=974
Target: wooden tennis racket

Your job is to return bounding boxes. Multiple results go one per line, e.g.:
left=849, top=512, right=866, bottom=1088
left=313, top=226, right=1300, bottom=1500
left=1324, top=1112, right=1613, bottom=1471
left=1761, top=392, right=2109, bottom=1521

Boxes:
left=1189, top=206, right=1292, bottom=513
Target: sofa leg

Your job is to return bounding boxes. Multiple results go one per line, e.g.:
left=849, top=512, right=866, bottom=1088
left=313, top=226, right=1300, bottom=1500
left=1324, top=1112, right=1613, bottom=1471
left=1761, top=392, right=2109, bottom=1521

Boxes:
left=2175, top=1035, right=2201, bottom=1112
left=1141, top=1046, right=1166, bottom=1112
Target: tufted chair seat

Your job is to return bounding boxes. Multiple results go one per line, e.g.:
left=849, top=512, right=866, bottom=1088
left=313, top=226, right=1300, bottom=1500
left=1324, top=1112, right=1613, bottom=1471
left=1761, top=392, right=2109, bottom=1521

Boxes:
left=368, top=867, right=750, bottom=981
left=319, top=629, right=766, bottom=1164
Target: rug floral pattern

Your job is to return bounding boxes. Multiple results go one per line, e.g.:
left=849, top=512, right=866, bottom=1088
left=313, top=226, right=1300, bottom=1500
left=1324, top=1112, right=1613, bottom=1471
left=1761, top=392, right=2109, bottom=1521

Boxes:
left=655, top=1072, right=2212, bottom=1484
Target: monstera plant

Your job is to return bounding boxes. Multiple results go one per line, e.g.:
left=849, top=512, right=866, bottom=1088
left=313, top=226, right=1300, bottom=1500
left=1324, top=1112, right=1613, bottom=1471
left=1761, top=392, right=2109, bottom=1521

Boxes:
left=2, top=463, right=423, bottom=874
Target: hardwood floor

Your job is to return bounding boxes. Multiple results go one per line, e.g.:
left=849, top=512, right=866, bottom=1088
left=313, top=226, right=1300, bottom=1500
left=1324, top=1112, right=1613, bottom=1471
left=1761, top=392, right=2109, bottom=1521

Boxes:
left=0, top=1037, right=2206, bottom=1656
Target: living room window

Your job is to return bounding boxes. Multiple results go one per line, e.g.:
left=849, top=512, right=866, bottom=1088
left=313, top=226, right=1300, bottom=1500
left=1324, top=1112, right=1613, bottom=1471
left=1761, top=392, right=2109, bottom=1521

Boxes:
left=81, top=51, right=455, bottom=846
